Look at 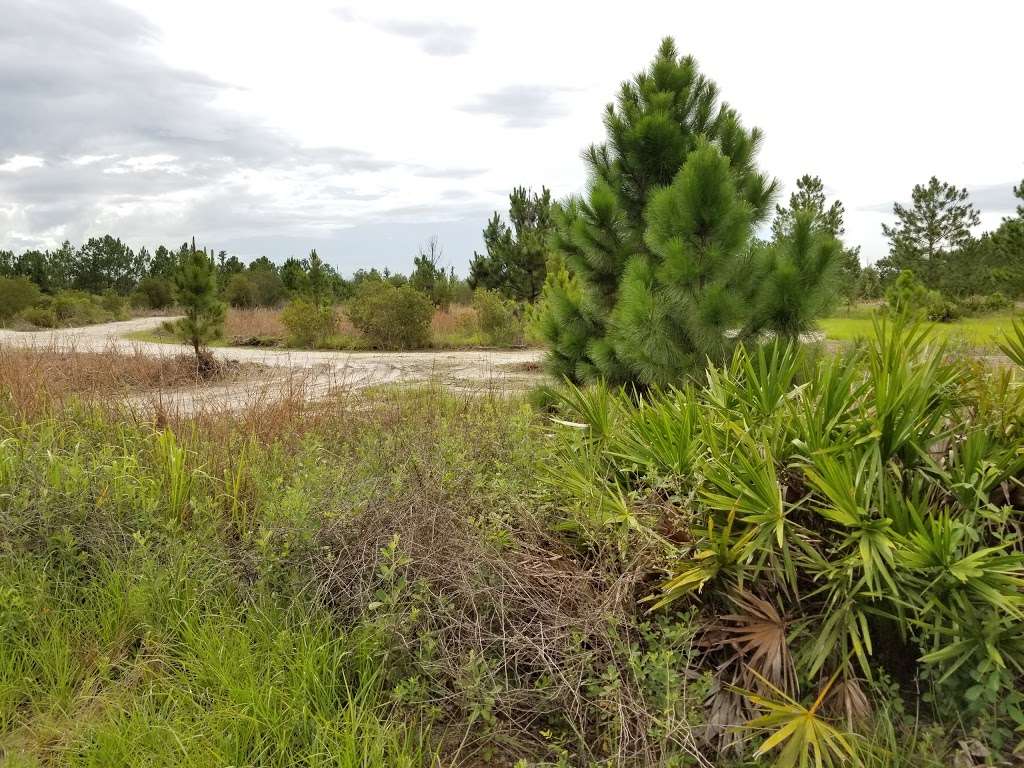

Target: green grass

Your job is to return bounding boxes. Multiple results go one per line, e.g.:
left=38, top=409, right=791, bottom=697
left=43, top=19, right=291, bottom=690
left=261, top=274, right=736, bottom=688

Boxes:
left=2, top=343, right=1014, bottom=766
left=819, top=304, right=1022, bottom=349
left=0, top=390, right=534, bottom=766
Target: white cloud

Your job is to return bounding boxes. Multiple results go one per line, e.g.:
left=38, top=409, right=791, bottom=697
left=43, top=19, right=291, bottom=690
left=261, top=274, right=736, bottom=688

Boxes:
left=2, top=0, right=1023, bottom=270
left=0, top=155, right=44, bottom=173
left=103, top=154, right=182, bottom=174
left=71, top=154, right=119, bottom=166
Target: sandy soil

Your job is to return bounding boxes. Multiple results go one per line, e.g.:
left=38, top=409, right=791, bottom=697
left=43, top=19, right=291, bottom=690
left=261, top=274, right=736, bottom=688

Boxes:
left=0, top=316, right=547, bottom=412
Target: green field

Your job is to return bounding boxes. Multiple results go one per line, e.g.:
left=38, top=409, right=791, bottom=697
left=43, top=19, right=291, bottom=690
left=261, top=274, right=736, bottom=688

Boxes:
left=819, top=304, right=1021, bottom=348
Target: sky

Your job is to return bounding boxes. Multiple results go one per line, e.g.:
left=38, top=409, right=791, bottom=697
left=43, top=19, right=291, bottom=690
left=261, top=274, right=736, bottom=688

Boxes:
left=1, top=0, right=1022, bottom=276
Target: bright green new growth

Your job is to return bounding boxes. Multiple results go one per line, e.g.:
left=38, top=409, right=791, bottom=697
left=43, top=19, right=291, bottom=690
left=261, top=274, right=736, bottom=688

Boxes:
left=171, top=243, right=225, bottom=366
left=541, top=38, right=841, bottom=387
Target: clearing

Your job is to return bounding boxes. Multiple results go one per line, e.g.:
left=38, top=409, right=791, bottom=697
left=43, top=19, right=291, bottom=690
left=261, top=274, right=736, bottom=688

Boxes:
left=0, top=316, right=545, bottom=412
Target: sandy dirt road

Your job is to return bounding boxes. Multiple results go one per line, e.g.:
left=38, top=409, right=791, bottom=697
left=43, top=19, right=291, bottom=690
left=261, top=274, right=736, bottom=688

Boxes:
left=0, top=316, right=547, bottom=412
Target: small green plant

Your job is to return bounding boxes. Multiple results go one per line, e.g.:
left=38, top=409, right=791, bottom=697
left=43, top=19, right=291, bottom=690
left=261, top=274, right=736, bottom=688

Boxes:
left=281, top=297, right=337, bottom=347
left=473, top=288, right=522, bottom=346
left=169, top=243, right=225, bottom=371
left=134, top=275, right=175, bottom=309
left=347, top=282, right=433, bottom=349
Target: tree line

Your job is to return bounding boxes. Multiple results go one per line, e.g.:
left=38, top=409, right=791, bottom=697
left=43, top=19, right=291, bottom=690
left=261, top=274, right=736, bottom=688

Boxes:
left=0, top=236, right=478, bottom=311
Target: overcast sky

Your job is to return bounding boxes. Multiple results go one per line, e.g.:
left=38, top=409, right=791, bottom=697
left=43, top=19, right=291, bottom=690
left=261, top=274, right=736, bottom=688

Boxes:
left=2, top=0, right=1022, bottom=275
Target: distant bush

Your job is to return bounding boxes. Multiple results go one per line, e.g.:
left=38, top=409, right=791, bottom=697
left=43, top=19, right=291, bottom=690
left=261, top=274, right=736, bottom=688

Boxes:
left=347, top=283, right=433, bottom=349
left=281, top=298, right=337, bottom=348
left=17, top=306, right=57, bottom=328
left=959, top=292, right=1013, bottom=315
left=99, top=290, right=128, bottom=319
left=51, top=291, right=109, bottom=326
left=473, top=288, right=522, bottom=346
left=885, top=270, right=961, bottom=322
left=135, top=276, right=174, bottom=309
left=249, top=269, right=287, bottom=307
left=225, top=273, right=258, bottom=309
left=0, top=276, right=42, bottom=323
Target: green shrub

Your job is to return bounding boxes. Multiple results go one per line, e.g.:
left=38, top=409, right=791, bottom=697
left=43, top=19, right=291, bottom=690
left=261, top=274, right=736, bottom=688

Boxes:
left=0, top=276, right=41, bottom=323
left=885, top=270, right=962, bottom=322
left=135, top=276, right=174, bottom=309
left=280, top=298, right=337, bottom=348
left=959, top=292, right=1013, bottom=316
left=225, top=273, right=258, bottom=309
left=99, top=290, right=127, bottom=319
left=249, top=269, right=286, bottom=307
left=347, top=283, right=433, bottom=349
left=473, top=288, right=522, bottom=346
left=17, top=306, right=57, bottom=328
left=52, top=291, right=108, bottom=326
left=545, top=321, right=1024, bottom=764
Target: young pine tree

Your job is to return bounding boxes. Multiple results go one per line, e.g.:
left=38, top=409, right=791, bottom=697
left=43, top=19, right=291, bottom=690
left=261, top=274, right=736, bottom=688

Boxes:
left=877, top=176, right=980, bottom=284
left=171, top=241, right=225, bottom=372
left=539, top=38, right=839, bottom=387
left=772, top=175, right=861, bottom=305
left=469, top=187, right=553, bottom=301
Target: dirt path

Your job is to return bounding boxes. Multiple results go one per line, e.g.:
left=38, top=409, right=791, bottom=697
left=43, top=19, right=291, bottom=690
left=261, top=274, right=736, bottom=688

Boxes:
left=0, top=316, right=547, bottom=412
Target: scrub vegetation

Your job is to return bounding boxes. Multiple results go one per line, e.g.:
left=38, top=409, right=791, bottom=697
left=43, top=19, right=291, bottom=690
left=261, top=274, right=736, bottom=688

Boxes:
left=3, top=37, right=1024, bottom=768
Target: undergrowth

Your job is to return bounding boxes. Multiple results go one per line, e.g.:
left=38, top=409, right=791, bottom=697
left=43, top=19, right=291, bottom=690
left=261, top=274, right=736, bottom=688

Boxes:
left=1, top=320, right=1022, bottom=766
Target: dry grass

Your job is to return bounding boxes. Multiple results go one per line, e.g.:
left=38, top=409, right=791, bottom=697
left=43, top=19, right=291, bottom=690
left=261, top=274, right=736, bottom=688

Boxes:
left=0, top=342, right=276, bottom=422
left=224, top=307, right=288, bottom=343
left=431, top=304, right=477, bottom=337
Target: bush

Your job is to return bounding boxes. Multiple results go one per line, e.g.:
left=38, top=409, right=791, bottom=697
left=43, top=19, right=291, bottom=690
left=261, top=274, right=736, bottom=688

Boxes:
left=959, top=292, right=1013, bottom=316
left=99, top=290, right=128, bottom=319
left=546, top=323, right=1024, bottom=764
left=346, top=283, right=433, bottom=349
left=17, top=306, right=57, bottom=328
left=885, top=270, right=962, bottom=322
left=473, top=288, right=522, bottom=346
left=52, top=291, right=109, bottom=326
left=135, top=276, right=174, bottom=309
left=249, top=269, right=286, bottom=307
left=225, top=273, right=258, bottom=309
left=0, top=276, right=41, bottom=323
left=280, top=298, right=337, bottom=348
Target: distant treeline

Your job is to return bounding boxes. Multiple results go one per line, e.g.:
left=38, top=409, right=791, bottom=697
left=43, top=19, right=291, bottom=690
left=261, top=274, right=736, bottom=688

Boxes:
left=0, top=236, right=478, bottom=309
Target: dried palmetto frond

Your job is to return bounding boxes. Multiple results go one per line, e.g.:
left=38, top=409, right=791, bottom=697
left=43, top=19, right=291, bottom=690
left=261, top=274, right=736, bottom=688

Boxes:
left=720, top=589, right=797, bottom=696
left=824, top=677, right=872, bottom=728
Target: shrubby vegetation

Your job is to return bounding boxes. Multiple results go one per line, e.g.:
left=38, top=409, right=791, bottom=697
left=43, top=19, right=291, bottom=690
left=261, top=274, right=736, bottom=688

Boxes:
left=472, top=288, right=523, bottom=346
left=3, top=317, right=1024, bottom=766
left=347, top=281, right=434, bottom=349
left=3, top=35, right=1024, bottom=768
left=544, top=319, right=1024, bottom=765
left=281, top=297, right=338, bottom=348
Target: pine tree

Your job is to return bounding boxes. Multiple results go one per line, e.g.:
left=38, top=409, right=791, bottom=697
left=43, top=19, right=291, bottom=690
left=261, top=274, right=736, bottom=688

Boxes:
left=469, top=187, right=553, bottom=301
left=171, top=239, right=225, bottom=373
left=878, top=176, right=980, bottom=283
left=539, top=38, right=839, bottom=387
left=772, top=175, right=861, bottom=304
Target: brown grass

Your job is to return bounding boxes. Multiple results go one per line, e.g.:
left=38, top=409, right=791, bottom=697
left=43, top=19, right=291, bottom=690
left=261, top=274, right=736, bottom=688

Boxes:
left=224, top=307, right=288, bottom=342
left=431, top=304, right=477, bottom=336
left=0, top=342, right=255, bottom=420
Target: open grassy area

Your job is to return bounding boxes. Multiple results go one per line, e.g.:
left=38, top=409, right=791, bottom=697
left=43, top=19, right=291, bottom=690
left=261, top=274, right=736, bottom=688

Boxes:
left=820, top=303, right=1022, bottom=348
left=3, top=323, right=1024, bottom=766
